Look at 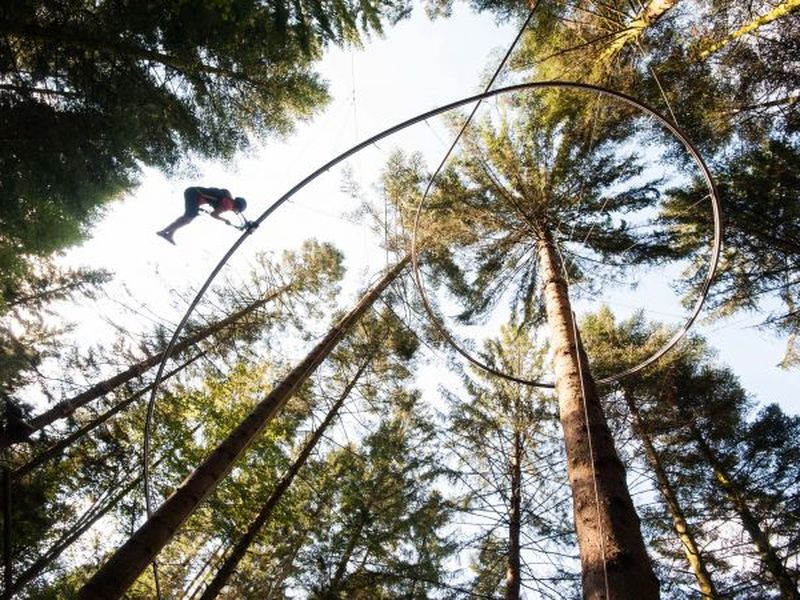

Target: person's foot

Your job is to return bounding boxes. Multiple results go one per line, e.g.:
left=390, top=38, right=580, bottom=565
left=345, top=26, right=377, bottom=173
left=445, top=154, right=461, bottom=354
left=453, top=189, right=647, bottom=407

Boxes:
left=156, top=230, right=175, bottom=245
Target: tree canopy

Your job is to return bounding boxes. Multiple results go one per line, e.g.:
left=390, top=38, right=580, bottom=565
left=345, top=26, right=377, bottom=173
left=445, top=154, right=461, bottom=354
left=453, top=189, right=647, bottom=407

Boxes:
left=2, top=1, right=799, bottom=598
left=0, top=0, right=412, bottom=304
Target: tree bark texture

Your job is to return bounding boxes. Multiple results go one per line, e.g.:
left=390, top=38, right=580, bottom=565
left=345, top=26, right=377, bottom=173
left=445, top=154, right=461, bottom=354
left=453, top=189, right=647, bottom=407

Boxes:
left=76, top=258, right=409, bottom=599
left=690, top=425, right=799, bottom=600
left=625, top=395, right=718, bottom=598
left=537, top=232, right=659, bottom=599
left=505, top=425, right=522, bottom=600
left=0, top=285, right=290, bottom=448
left=198, top=355, right=373, bottom=600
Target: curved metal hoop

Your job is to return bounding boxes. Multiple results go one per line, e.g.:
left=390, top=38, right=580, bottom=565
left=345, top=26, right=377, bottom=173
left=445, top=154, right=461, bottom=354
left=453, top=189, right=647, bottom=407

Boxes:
left=410, top=81, right=722, bottom=388
left=144, top=81, right=721, bottom=521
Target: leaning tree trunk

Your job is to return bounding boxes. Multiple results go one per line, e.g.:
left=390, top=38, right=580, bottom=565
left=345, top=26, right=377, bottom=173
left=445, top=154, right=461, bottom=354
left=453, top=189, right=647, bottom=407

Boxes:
left=698, top=0, right=800, bottom=59
left=690, top=424, right=799, bottom=600
left=505, top=420, right=522, bottom=600
left=536, top=230, right=659, bottom=599
left=329, top=512, right=368, bottom=596
left=624, top=393, right=718, bottom=598
left=198, top=354, right=374, bottom=600
left=597, top=0, right=680, bottom=70
left=8, top=452, right=168, bottom=598
left=77, top=257, right=409, bottom=599
left=1, top=285, right=291, bottom=448
left=14, top=351, right=207, bottom=480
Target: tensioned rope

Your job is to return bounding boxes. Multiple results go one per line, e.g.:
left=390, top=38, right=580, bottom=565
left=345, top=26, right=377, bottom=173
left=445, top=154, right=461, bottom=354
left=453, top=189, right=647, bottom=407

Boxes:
left=126, top=29, right=721, bottom=600
left=129, top=81, right=720, bottom=600
left=140, top=7, right=541, bottom=596
left=408, top=28, right=720, bottom=598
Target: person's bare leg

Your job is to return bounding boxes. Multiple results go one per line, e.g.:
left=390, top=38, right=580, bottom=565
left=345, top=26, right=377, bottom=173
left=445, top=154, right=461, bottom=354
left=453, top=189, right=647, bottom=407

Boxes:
left=157, top=215, right=194, bottom=243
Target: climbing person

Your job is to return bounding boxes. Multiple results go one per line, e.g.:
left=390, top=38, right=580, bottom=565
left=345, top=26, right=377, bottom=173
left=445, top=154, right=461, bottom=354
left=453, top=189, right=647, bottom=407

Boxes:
left=157, top=187, right=250, bottom=245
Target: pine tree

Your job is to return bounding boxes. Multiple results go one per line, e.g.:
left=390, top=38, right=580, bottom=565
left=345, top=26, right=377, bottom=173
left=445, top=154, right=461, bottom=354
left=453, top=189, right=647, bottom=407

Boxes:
left=0, top=0, right=412, bottom=300
left=581, top=308, right=800, bottom=598
left=398, top=90, right=664, bottom=596
left=442, top=324, right=578, bottom=597
left=75, top=258, right=409, bottom=598
left=294, top=397, right=453, bottom=599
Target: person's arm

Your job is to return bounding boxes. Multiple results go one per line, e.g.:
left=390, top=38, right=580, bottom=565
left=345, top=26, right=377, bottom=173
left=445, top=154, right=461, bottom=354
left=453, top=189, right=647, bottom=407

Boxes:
left=208, top=208, right=231, bottom=225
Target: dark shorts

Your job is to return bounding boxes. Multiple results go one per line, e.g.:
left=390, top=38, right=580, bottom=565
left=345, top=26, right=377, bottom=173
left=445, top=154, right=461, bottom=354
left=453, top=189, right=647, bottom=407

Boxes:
left=183, top=187, right=202, bottom=218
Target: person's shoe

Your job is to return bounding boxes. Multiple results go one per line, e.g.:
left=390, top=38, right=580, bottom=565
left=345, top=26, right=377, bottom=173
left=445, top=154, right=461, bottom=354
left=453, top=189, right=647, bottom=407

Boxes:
left=156, top=230, right=176, bottom=245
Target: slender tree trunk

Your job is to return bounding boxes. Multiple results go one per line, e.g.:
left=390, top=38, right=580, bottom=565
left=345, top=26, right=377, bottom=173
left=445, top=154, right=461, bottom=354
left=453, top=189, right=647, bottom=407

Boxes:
left=624, top=394, right=718, bottom=598
left=14, top=352, right=207, bottom=480
left=536, top=230, right=659, bottom=599
left=183, top=542, right=225, bottom=600
left=505, top=424, right=522, bottom=600
left=77, top=257, right=409, bottom=599
left=1, top=285, right=289, bottom=448
left=598, top=0, right=680, bottom=67
left=7, top=457, right=162, bottom=598
left=698, top=0, right=800, bottom=58
left=2, top=467, right=10, bottom=600
left=690, top=425, right=799, bottom=599
left=198, top=355, right=374, bottom=600
left=329, top=514, right=368, bottom=596
left=261, top=499, right=327, bottom=600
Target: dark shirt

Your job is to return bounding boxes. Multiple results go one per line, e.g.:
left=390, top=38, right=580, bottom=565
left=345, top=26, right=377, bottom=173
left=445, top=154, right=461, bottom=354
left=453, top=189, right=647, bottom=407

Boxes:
left=195, top=187, right=234, bottom=211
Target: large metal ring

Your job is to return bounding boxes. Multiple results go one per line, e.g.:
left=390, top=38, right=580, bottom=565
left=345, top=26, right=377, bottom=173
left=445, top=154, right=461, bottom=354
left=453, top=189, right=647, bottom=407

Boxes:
left=410, top=81, right=722, bottom=388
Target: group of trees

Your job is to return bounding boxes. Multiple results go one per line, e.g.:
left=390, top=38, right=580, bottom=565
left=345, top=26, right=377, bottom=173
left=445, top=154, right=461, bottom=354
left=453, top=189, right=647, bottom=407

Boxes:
left=1, top=0, right=798, bottom=598
left=0, top=0, right=412, bottom=305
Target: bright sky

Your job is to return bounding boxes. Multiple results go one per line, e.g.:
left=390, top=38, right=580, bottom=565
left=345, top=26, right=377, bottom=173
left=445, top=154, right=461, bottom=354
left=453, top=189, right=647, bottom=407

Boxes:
left=61, top=4, right=798, bottom=416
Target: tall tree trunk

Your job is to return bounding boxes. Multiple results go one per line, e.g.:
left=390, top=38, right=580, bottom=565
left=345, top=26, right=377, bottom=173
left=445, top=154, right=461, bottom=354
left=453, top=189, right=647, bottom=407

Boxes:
left=198, top=354, right=373, bottom=600
left=690, top=425, right=799, bottom=599
left=624, top=394, right=718, bottom=598
left=536, top=230, right=659, bottom=599
left=698, top=0, right=800, bottom=58
left=505, top=423, right=522, bottom=600
left=2, top=467, right=10, bottom=600
left=1, top=285, right=290, bottom=448
left=77, top=257, right=409, bottom=600
left=14, top=352, right=207, bottom=480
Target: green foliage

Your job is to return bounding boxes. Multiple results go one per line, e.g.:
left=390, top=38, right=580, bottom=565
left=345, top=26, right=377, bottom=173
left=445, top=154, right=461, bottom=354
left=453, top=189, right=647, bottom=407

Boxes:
left=404, top=95, right=664, bottom=327
left=581, top=308, right=800, bottom=597
left=0, top=262, right=110, bottom=408
left=0, top=0, right=410, bottom=299
left=659, top=139, right=800, bottom=364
